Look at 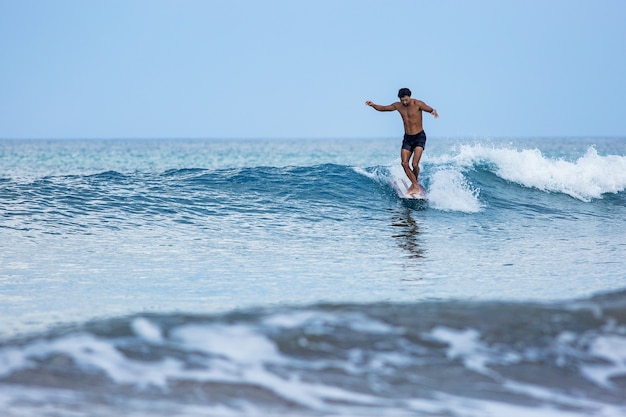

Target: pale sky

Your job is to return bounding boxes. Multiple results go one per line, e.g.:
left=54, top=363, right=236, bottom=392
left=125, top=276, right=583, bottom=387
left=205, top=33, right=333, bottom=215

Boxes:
left=1, top=0, right=625, bottom=139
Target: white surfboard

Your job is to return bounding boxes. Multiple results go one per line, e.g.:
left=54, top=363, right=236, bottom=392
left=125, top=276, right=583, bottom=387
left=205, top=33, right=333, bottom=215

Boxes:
left=391, top=178, right=428, bottom=200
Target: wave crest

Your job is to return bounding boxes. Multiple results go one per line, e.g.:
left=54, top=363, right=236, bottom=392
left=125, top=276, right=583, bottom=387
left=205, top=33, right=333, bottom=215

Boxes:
left=434, top=144, right=626, bottom=201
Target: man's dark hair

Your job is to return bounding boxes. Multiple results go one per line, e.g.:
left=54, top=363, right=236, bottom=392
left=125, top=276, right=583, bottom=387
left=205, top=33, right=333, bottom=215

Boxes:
left=398, top=88, right=412, bottom=98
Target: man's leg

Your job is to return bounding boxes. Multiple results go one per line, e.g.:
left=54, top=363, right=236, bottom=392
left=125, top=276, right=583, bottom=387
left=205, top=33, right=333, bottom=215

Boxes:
left=411, top=147, right=424, bottom=185
left=401, top=148, right=420, bottom=193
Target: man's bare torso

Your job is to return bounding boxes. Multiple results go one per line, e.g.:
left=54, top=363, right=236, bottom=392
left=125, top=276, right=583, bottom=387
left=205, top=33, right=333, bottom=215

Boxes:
left=394, top=99, right=426, bottom=135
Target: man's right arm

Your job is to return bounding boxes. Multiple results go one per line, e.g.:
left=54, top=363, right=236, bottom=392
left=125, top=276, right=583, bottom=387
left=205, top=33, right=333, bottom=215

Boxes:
left=365, top=101, right=397, bottom=112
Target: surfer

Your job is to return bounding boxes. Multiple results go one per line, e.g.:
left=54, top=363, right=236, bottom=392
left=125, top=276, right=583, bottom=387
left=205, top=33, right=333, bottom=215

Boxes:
left=366, top=88, right=439, bottom=195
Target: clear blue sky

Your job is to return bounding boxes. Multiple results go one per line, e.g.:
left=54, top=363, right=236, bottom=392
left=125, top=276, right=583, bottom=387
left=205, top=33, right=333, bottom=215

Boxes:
left=1, top=0, right=625, bottom=139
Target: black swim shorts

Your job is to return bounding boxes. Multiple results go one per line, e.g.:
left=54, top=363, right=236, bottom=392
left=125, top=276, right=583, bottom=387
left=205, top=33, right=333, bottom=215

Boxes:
left=402, top=131, right=427, bottom=152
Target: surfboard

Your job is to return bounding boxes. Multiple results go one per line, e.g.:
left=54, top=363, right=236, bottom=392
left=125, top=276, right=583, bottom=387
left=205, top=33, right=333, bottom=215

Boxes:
left=391, top=178, right=428, bottom=200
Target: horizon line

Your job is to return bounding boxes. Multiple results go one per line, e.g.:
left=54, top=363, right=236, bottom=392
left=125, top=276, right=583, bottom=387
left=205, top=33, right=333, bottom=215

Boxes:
left=1, top=135, right=625, bottom=141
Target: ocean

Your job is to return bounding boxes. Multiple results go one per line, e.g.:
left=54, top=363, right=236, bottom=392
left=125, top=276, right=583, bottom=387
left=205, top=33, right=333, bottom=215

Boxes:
left=1, top=137, right=625, bottom=417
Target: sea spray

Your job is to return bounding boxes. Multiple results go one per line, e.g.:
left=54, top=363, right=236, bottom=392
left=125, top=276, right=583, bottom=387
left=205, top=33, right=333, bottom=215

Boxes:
left=427, top=169, right=482, bottom=212
left=433, top=143, right=626, bottom=201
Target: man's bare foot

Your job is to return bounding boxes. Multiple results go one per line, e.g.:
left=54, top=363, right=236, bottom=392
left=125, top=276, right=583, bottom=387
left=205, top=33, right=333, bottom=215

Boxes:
left=407, top=184, right=421, bottom=195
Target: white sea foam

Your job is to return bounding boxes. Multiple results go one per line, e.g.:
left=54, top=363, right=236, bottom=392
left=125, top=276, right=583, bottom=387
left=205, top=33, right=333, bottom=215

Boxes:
left=264, top=310, right=397, bottom=334
left=428, top=326, right=492, bottom=374
left=170, top=323, right=385, bottom=410
left=172, top=324, right=280, bottom=363
left=368, top=162, right=483, bottom=213
left=0, top=334, right=178, bottom=388
left=427, top=169, right=483, bottom=213
left=439, top=144, right=626, bottom=201
left=581, top=334, right=626, bottom=388
left=131, top=317, right=163, bottom=343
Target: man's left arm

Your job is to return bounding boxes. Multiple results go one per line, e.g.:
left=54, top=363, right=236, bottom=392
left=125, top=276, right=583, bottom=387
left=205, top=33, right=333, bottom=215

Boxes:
left=419, top=101, right=439, bottom=118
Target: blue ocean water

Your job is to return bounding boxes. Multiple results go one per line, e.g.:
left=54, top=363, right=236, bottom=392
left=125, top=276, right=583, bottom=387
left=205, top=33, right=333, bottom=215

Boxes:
left=1, top=137, right=625, bottom=416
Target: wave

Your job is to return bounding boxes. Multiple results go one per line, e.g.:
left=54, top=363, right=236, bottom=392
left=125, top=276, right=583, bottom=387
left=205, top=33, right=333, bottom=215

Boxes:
left=1, top=289, right=625, bottom=417
left=2, top=148, right=625, bottom=234
left=357, top=143, right=626, bottom=214
left=429, top=144, right=626, bottom=202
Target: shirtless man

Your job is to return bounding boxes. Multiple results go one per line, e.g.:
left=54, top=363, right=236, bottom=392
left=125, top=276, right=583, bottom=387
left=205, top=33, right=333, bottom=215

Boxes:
left=366, top=88, right=439, bottom=194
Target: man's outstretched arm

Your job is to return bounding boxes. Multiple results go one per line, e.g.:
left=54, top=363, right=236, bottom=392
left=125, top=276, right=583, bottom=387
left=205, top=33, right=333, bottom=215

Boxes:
left=418, top=101, right=439, bottom=118
left=365, top=101, right=397, bottom=112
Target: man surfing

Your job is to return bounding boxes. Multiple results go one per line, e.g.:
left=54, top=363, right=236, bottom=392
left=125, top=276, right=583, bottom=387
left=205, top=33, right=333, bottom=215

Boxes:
left=366, top=88, right=439, bottom=195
